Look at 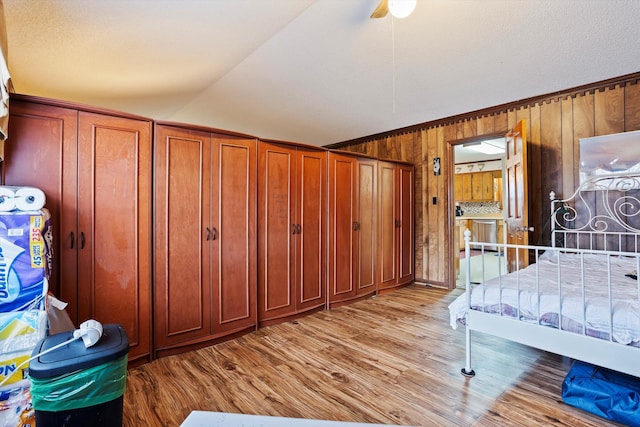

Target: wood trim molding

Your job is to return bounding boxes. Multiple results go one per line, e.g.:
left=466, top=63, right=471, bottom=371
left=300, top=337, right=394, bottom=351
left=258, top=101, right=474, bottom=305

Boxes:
left=326, top=71, right=640, bottom=150
left=155, top=120, right=259, bottom=140
left=10, top=93, right=154, bottom=121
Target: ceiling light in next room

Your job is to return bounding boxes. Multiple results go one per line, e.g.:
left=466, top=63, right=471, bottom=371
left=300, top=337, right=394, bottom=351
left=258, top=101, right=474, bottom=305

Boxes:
left=464, top=138, right=505, bottom=155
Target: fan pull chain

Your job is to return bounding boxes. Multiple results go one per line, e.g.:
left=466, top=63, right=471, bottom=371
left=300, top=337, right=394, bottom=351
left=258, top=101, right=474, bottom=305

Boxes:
left=391, top=16, right=396, bottom=113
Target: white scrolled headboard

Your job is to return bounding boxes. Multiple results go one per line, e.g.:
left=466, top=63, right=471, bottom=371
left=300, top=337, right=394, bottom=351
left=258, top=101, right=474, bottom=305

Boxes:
left=550, top=173, right=640, bottom=252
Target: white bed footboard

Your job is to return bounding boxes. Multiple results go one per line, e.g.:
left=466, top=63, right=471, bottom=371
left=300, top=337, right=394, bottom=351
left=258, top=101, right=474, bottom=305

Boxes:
left=468, top=309, right=640, bottom=377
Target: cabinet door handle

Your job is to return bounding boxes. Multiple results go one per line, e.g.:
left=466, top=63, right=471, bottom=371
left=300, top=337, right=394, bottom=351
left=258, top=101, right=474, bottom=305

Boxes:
left=206, top=227, right=211, bottom=241
left=80, top=232, right=85, bottom=249
left=296, top=224, right=301, bottom=234
left=292, top=224, right=297, bottom=235
left=353, top=221, right=360, bottom=231
left=212, top=227, right=218, bottom=240
left=70, top=231, right=74, bottom=249
left=395, top=219, right=401, bottom=228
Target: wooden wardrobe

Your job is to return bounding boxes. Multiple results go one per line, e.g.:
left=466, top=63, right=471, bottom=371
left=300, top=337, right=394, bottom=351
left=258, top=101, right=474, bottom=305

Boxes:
left=5, top=95, right=153, bottom=364
left=257, top=140, right=326, bottom=326
left=153, top=123, right=257, bottom=358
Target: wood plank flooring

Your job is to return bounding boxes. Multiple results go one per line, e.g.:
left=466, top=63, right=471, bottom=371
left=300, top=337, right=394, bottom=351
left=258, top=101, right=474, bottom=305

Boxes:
left=123, top=285, right=622, bottom=426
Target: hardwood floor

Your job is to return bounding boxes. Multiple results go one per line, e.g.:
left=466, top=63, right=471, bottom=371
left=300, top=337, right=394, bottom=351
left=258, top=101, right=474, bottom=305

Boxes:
left=123, top=285, right=620, bottom=426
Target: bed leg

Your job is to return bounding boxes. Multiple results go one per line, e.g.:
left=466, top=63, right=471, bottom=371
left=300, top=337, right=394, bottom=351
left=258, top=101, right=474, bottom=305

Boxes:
left=461, top=368, right=475, bottom=377
left=461, top=326, right=475, bottom=377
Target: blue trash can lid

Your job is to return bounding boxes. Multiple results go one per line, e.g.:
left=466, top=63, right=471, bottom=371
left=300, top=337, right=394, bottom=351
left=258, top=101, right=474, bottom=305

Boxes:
left=28, top=324, right=129, bottom=379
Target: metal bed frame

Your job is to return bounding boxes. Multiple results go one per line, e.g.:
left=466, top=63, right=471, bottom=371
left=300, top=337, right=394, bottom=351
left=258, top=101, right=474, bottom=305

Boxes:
left=460, top=173, right=640, bottom=378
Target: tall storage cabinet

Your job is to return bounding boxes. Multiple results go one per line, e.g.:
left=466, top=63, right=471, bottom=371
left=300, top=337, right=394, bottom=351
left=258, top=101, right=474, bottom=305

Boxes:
left=5, top=96, right=153, bottom=363
left=378, top=161, right=414, bottom=292
left=328, top=152, right=377, bottom=308
left=153, top=123, right=257, bottom=358
left=5, top=99, right=75, bottom=300
left=257, top=141, right=326, bottom=326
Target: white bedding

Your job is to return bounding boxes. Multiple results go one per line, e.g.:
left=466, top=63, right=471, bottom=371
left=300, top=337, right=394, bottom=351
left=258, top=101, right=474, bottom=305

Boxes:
left=449, top=250, right=640, bottom=346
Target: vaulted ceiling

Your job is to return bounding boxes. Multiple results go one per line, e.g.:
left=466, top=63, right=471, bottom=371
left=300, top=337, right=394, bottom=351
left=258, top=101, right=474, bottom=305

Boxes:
left=3, top=0, right=640, bottom=146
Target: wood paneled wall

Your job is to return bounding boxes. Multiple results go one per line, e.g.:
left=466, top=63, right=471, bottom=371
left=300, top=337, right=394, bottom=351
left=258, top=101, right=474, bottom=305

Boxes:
left=332, top=73, right=640, bottom=288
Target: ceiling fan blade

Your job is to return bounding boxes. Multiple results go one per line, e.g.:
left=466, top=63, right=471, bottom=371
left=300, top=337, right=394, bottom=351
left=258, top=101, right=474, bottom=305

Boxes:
left=370, top=0, right=389, bottom=18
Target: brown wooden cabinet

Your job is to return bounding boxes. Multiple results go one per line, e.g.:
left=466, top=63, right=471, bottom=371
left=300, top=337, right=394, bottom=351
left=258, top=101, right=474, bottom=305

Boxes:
left=153, top=123, right=257, bottom=358
left=455, top=170, right=502, bottom=202
left=398, top=164, right=415, bottom=285
left=257, top=141, right=326, bottom=326
left=481, top=171, right=494, bottom=200
left=493, top=173, right=503, bottom=209
left=6, top=95, right=420, bottom=366
left=471, top=171, right=484, bottom=200
left=461, top=174, right=472, bottom=201
left=378, top=161, right=414, bottom=292
left=5, top=96, right=153, bottom=363
left=328, top=152, right=377, bottom=308
left=471, top=171, right=494, bottom=201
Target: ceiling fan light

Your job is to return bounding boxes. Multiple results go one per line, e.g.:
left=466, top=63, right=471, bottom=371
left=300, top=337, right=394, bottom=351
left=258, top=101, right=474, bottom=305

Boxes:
left=388, top=0, right=417, bottom=18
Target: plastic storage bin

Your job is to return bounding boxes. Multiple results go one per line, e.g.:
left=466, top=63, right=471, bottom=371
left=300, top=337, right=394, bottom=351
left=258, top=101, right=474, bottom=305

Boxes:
left=28, top=323, right=129, bottom=427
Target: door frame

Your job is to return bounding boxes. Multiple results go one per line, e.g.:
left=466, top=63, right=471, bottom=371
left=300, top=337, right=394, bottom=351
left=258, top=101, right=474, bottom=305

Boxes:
left=446, top=131, right=505, bottom=289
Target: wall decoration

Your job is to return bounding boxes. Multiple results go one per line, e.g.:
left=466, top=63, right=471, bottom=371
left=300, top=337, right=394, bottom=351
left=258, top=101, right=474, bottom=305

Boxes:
left=433, top=157, right=441, bottom=176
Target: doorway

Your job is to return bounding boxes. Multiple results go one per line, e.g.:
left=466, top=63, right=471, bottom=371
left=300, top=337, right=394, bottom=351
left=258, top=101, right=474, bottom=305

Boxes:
left=449, top=134, right=507, bottom=288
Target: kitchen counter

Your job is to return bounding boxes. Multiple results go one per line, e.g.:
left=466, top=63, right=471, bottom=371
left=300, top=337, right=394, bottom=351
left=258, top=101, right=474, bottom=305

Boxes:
left=457, top=213, right=504, bottom=220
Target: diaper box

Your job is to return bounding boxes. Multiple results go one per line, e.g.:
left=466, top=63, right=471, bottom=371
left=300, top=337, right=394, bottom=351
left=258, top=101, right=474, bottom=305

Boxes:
left=0, top=209, right=52, bottom=312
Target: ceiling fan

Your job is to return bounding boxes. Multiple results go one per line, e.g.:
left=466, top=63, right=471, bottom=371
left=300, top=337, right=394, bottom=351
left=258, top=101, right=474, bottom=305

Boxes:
left=370, top=0, right=417, bottom=19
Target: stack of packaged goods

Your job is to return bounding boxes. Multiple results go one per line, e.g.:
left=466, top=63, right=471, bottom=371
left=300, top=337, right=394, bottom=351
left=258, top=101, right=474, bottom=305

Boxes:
left=0, top=186, right=51, bottom=427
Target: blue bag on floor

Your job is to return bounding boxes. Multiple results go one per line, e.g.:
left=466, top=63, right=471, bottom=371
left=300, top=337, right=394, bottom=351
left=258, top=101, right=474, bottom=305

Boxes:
left=562, top=360, right=640, bottom=426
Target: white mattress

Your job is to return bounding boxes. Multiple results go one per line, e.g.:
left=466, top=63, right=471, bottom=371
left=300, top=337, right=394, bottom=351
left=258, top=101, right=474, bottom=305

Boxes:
left=449, top=250, right=640, bottom=346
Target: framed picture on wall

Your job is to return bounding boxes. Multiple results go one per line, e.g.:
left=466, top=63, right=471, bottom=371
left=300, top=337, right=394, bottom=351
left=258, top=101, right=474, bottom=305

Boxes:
left=579, top=130, right=640, bottom=188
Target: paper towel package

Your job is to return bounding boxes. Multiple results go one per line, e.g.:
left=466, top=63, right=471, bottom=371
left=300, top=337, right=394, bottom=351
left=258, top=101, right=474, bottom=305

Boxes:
left=0, top=209, right=52, bottom=312
left=0, top=186, right=46, bottom=212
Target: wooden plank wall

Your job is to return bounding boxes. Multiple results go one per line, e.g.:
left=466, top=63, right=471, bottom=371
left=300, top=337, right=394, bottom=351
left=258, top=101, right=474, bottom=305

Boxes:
left=337, top=75, right=640, bottom=288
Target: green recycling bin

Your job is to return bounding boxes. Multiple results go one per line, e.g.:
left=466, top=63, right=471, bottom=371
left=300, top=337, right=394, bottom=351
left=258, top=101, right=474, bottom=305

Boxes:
left=28, top=324, right=129, bottom=427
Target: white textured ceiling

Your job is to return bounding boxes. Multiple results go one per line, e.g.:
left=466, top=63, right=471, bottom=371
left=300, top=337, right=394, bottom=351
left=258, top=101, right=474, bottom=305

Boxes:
left=3, top=0, right=640, bottom=147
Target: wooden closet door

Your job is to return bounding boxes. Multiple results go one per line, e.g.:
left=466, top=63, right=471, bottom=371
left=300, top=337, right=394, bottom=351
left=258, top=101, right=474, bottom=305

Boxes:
left=355, top=158, right=377, bottom=296
left=258, top=142, right=296, bottom=323
left=378, top=161, right=397, bottom=290
left=212, top=136, right=257, bottom=334
left=77, top=112, right=152, bottom=362
left=397, top=164, right=414, bottom=285
left=153, top=125, right=212, bottom=350
left=4, top=100, right=78, bottom=311
left=296, top=148, right=326, bottom=312
left=328, top=153, right=356, bottom=304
